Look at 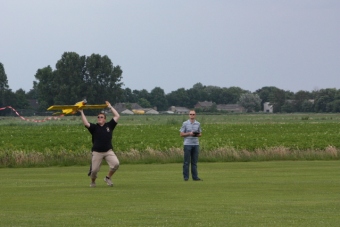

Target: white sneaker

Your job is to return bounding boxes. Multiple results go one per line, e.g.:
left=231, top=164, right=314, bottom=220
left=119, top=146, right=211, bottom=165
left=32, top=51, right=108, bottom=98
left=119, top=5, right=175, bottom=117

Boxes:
left=104, top=177, right=113, bottom=187
left=90, top=182, right=96, bottom=188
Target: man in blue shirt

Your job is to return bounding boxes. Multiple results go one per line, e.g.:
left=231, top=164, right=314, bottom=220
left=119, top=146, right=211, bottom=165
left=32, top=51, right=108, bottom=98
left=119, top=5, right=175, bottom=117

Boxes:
left=179, top=110, right=202, bottom=181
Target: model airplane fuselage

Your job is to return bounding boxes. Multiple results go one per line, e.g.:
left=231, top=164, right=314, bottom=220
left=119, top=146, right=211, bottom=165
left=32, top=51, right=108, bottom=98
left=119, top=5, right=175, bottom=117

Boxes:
left=47, top=99, right=108, bottom=115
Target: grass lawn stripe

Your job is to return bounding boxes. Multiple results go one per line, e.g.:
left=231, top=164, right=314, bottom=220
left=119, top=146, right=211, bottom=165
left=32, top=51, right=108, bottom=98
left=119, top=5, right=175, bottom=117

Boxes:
left=1, top=161, right=339, bottom=226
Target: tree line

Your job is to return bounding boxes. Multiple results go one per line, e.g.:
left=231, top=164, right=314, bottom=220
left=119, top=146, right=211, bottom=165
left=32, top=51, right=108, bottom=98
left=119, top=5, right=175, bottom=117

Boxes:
left=1, top=52, right=340, bottom=115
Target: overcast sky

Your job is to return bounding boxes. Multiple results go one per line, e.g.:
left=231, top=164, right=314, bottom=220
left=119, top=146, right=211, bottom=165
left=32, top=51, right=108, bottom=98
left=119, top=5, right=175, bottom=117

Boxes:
left=1, top=0, right=339, bottom=94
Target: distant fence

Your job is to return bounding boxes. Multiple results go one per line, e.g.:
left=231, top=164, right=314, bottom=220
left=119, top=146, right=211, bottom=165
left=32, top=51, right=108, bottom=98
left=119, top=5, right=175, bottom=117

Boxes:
left=0, top=108, right=53, bottom=116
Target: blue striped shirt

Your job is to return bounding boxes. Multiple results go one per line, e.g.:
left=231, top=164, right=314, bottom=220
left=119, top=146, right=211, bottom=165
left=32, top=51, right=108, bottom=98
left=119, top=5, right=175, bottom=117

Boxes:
left=180, top=120, right=201, bottom=145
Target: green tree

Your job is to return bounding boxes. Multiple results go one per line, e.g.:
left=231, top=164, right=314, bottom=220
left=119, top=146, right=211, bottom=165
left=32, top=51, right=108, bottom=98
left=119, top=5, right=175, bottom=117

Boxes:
left=205, top=86, right=221, bottom=102
left=314, top=96, right=329, bottom=112
left=1, top=89, right=16, bottom=115
left=285, top=90, right=295, bottom=100
left=166, top=88, right=191, bottom=107
left=218, top=87, right=246, bottom=104
left=15, top=89, right=30, bottom=109
left=187, top=83, right=208, bottom=107
left=150, top=87, right=168, bottom=111
left=314, top=88, right=338, bottom=112
left=84, top=54, right=123, bottom=104
left=53, top=52, right=86, bottom=104
left=138, top=98, right=151, bottom=108
left=281, top=101, right=296, bottom=113
left=329, top=100, right=340, bottom=112
left=34, top=66, right=55, bottom=111
left=26, top=83, right=38, bottom=100
left=294, top=90, right=313, bottom=112
left=34, top=52, right=124, bottom=112
left=238, top=93, right=262, bottom=112
left=133, top=89, right=150, bottom=101
left=121, top=88, right=137, bottom=103
left=256, top=86, right=285, bottom=112
left=300, top=100, right=314, bottom=112
left=0, top=62, right=9, bottom=107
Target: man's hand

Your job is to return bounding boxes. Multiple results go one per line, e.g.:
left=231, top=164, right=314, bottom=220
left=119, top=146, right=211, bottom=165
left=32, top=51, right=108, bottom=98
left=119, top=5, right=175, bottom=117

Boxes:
left=105, top=101, right=112, bottom=108
left=193, top=131, right=200, bottom=137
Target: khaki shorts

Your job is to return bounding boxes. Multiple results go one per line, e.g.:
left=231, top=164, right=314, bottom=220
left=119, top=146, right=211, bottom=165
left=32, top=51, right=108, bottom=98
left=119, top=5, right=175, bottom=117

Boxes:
left=90, top=150, right=119, bottom=179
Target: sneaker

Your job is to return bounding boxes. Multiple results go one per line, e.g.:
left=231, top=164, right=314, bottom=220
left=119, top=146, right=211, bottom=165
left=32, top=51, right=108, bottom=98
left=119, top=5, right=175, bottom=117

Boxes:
left=90, top=182, right=96, bottom=187
left=104, top=176, right=113, bottom=186
left=193, top=178, right=203, bottom=181
left=184, top=178, right=188, bottom=181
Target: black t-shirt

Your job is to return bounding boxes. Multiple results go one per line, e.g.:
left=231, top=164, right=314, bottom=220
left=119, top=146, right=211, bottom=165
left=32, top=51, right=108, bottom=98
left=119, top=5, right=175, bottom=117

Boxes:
left=87, top=118, right=117, bottom=152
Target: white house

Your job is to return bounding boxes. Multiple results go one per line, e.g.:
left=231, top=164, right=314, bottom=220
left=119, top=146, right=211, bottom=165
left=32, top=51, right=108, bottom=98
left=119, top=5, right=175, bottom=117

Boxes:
left=145, top=109, right=159, bottom=114
left=169, top=106, right=190, bottom=114
left=121, top=109, right=134, bottom=114
left=263, top=102, right=273, bottom=113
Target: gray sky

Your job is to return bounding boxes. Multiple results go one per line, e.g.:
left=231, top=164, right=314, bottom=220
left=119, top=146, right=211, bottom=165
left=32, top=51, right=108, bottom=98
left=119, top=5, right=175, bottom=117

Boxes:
left=1, top=0, right=339, bottom=94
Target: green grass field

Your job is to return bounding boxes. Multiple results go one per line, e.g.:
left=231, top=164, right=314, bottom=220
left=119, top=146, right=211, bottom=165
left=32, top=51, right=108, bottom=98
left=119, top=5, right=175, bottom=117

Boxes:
left=1, top=161, right=339, bottom=226
left=1, top=113, right=339, bottom=167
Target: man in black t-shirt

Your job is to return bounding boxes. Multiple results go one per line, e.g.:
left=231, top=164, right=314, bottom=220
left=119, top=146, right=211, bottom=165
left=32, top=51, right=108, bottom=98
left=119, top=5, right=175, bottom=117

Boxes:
left=79, top=101, right=120, bottom=188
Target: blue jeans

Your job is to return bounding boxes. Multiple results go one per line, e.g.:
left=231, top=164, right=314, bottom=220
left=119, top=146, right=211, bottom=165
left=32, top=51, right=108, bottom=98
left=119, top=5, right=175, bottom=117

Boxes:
left=183, top=145, right=200, bottom=180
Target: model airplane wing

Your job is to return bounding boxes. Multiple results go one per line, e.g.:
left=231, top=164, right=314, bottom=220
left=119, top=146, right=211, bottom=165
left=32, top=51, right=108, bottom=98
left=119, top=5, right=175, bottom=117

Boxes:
left=47, top=104, right=108, bottom=110
left=47, top=99, right=108, bottom=115
left=81, top=104, right=108, bottom=109
left=47, top=105, right=79, bottom=111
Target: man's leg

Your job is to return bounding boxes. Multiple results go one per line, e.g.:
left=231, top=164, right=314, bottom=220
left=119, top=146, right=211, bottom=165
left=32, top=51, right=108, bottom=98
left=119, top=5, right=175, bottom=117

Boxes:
left=191, top=145, right=200, bottom=180
left=87, top=152, right=93, bottom=176
left=90, top=151, right=104, bottom=186
left=183, top=145, right=191, bottom=180
left=104, top=150, right=120, bottom=186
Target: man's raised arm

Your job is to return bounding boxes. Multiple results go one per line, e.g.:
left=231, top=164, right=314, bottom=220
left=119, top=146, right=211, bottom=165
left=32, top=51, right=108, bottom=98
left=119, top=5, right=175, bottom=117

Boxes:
left=106, top=101, right=120, bottom=122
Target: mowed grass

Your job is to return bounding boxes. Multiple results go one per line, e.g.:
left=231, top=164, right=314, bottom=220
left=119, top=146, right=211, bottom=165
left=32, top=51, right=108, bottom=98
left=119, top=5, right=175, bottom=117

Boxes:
left=1, top=161, right=339, bottom=226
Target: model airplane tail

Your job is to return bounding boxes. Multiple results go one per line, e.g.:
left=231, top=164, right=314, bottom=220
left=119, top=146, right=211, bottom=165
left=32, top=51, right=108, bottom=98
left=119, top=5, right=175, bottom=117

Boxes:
left=47, top=99, right=108, bottom=115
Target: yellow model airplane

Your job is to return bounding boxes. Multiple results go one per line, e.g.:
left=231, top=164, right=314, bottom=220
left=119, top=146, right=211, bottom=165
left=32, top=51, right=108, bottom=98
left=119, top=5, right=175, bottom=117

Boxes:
left=47, top=99, right=108, bottom=115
